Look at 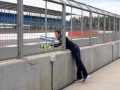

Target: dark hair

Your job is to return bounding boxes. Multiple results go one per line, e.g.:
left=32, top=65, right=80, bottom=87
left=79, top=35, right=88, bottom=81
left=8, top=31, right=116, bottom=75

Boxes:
left=55, top=30, right=61, bottom=34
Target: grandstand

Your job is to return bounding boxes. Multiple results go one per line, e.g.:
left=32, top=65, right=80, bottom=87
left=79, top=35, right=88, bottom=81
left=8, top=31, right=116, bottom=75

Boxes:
left=0, top=12, right=71, bottom=30
left=0, top=0, right=119, bottom=34
left=0, top=0, right=116, bottom=34
left=0, top=0, right=72, bottom=32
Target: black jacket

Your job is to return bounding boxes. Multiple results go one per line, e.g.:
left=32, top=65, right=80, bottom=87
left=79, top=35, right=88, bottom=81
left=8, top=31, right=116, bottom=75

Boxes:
left=54, top=36, right=75, bottom=51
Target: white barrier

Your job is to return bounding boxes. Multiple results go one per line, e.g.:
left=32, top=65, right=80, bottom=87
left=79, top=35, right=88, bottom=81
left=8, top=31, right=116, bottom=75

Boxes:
left=0, top=41, right=119, bottom=90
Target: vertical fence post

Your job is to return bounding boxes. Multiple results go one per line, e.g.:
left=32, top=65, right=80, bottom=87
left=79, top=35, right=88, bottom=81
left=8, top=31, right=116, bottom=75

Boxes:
left=17, top=0, right=23, bottom=59
left=119, top=18, right=120, bottom=40
left=70, top=7, right=73, bottom=41
left=89, top=11, right=92, bottom=45
left=62, top=4, right=66, bottom=50
left=103, top=15, right=106, bottom=43
left=113, top=16, right=116, bottom=41
left=109, top=16, right=111, bottom=41
left=45, top=0, right=47, bottom=52
left=97, top=14, right=100, bottom=43
left=115, top=17, right=117, bottom=41
left=81, top=10, right=83, bottom=41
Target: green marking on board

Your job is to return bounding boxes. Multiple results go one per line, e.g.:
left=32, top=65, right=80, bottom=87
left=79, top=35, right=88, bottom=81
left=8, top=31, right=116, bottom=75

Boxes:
left=39, top=44, right=53, bottom=51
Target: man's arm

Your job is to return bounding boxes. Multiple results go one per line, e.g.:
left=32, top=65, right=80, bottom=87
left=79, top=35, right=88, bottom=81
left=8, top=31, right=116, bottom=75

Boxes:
left=53, top=42, right=62, bottom=47
left=51, top=37, right=62, bottom=47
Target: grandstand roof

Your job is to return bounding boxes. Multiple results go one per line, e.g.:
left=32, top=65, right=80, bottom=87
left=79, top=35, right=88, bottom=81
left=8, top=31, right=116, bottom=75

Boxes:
left=0, top=1, right=70, bottom=16
left=45, top=0, right=120, bottom=18
left=0, top=0, right=120, bottom=18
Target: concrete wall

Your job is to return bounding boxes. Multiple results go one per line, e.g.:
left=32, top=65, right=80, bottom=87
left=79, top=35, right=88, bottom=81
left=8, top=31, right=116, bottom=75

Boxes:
left=112, top=41, right=120, bottom=60
left=0, top=41, right=120, bottom=90
left=52, top=51, right=75, bottom=90
left=0, top=60, right=40, bottom=90
left=0, top=55, right=51, bottom=90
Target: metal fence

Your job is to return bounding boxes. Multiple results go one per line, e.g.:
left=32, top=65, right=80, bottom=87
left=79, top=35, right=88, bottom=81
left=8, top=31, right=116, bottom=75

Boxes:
left=0, top=0, right=17, bottom=60
left=0, top=0, right=120, bottom=60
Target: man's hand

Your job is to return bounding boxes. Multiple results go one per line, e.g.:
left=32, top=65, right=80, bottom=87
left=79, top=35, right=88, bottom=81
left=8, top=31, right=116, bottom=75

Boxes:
left=50, top=44, right=54, bottom=46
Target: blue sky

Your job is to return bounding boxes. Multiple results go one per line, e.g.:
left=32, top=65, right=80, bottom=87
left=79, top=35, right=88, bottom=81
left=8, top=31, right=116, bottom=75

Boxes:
left=75, top=0, right=120, bottom=14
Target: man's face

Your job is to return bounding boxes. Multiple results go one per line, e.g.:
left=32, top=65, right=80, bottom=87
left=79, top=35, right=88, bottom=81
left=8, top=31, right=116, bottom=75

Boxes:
left=55, top=32, right=60, bottom=39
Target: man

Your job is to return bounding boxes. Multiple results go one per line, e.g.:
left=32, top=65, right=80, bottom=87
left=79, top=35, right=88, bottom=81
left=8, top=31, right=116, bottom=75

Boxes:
left=52, top=30, right=90, bottom=82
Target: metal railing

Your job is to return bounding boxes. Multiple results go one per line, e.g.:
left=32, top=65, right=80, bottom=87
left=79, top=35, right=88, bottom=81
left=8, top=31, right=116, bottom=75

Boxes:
left=0, top=0, right=120, bottom=60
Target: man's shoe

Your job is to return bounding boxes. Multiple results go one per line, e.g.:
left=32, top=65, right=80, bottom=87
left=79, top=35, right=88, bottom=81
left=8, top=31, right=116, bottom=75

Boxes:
left=83, top=75, right=90, bottom=82
left=74, top=78, right=84, bottom=83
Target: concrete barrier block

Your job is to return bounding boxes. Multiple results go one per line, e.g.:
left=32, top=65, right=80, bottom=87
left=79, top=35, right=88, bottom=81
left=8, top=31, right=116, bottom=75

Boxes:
left=53, top=51, right=75, bottom=90
left=81, top=47, right=94, bottom=74
left=0, top=41, right=120, bottom=90
left=0, top=55, right=51, bottom=90
left=112, top=41, right=120, bottom=60
left=0, top=59, right=41, bottom=90
left=119, top=41, right=120, bottom=57
left=92, top=44, right=112, bottom=71
left=39, top=56, right=52, bottom=90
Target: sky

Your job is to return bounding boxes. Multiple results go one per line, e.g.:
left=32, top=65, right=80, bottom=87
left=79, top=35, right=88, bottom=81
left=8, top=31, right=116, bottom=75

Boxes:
left=75, top=0, right=120, bottom=15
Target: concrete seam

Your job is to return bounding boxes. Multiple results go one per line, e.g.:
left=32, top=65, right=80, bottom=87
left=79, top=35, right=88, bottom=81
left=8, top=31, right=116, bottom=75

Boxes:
left=112, top=43, right=113, bottom=61
left=51, top=62, right=53, bottom=90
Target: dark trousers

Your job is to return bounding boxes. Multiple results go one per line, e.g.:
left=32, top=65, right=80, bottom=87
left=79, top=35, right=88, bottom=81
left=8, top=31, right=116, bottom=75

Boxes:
left=72, top=45, right=88, bottom=79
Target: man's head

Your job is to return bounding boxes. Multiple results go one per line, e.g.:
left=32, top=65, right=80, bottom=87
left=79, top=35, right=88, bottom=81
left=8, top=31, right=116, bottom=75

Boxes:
left=55, top=30, right=61, bottom=39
